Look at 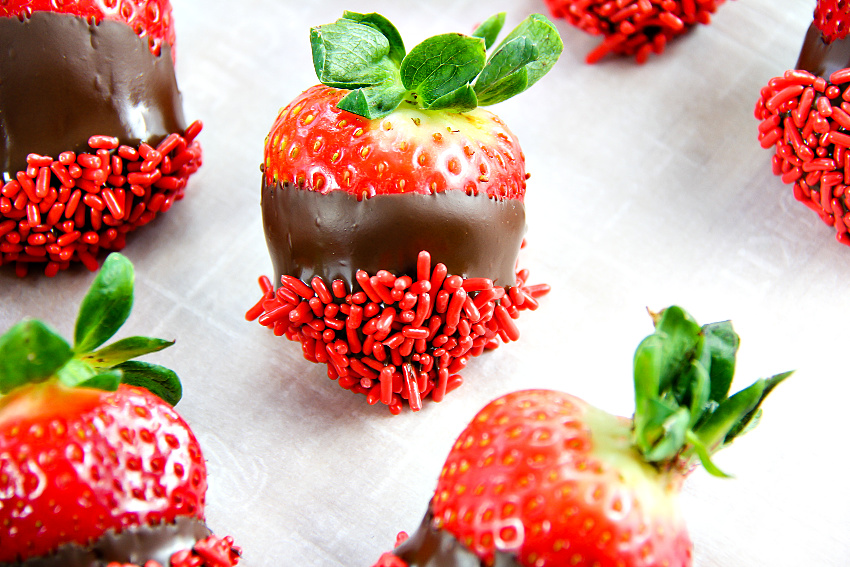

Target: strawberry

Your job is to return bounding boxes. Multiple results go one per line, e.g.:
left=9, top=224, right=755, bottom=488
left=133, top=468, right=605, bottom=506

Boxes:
left=755, top=0, right=850, bottom=245
left=0, top=253, right=240, bottom=566
left=247, top=12, right=563, bottom=414
left=373, top=306, right=789, bottom=566
left=0, top=0, right=202, bottom=277
left=544, top=0, right=727, bottom=64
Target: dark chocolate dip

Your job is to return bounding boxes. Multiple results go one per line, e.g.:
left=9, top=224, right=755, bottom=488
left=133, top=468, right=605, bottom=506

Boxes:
left=1, top=517, right=210, bottom=567
left=391, top=507, right=520, bottom=567
left=261, top=182, right=526, bottom=289
left=796, top=22, right=850, bottom=78
left=0, top=11, right=186, bottom=176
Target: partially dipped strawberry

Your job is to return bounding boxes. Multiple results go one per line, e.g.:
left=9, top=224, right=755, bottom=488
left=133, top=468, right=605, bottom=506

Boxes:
left=755, top=0, right=850, bottom=245
left=0, top=253, right=240, bottom=566
left=247, top=12, right=562, bottom=414
left=373, top=307, right=789, bottom=566
left=0, top=0, right=202, bottom=277
left=544, top=0, right=727, bottom=64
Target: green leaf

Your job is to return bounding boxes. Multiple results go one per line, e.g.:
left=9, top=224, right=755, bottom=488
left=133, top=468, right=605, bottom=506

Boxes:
left=639, top=402, right=690, bottom=462
left=311, top=20, right=396, bottom=88
left=474, top=36, right=536, bottom=105
left=423, top=84, right=478, bottom=112
left=78, top=369, right=122, bottom=392
left=80, top=336, right=175, bottom=369
left=0, top=319, right=72, bottom=393
left=56, top=358, right=97, bottom=388
left=702, top=320, right=739, bottom=403
left=724, top=371, right=792, bottom=444
left=116, top=361, right=182, bottom=406
left=633, top=334, right=663, bottom=407
left=472, top=13, right=506, bottom=49
left=693, top=378, right=766, bottom=451
left=341, top=11, right=406, bottom=65
left=400, top=33, right=486, bottom=106
left=653, top=306, right=703, bottom=395
left=489, top=13, right=563, bottom=93
left=74, top=252, right=134, bottom=354
left=338, top=80, right=408, bottom=119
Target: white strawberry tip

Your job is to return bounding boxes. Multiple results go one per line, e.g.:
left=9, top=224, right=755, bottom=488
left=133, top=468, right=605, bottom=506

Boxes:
left=246, top=250, right=549, bottom=414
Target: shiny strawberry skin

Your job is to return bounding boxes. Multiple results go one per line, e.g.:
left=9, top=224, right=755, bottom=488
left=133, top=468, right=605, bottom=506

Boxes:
left=0, top=382, right=207, bottom=562
left=263, top=85, right=528, bottom=201
left=430, top=390, right=692, bottom=567
left=815, top=0, right=850, bottom=43
left=0, top=0, right=176, bottom=55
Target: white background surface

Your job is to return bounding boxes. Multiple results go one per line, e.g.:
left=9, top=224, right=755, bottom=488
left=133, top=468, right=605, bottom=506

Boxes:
left=2, top=0, right=849, bottom=565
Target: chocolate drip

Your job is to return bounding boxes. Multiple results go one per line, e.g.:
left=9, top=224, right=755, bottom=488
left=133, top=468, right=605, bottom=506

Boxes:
left=392, top=508, right=520, bottom=567
left=0, top=12, right=186, bottom=175
left=261, top=182, right=526, bottom=289
left=795, top=22, right=850, bottom=78
left=1, top=517, right=210, bottom=567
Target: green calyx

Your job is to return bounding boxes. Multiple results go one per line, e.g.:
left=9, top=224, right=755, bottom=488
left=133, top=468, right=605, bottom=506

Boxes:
left=309, top=11, right=564, bottom=119
left=632, top=306, right=791, bottom=477
left=0, top=253, right=181, bottom=406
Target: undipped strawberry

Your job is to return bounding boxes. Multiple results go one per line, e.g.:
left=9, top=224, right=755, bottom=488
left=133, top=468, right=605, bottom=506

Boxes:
left=373, top=306, right=789, bottom=566
left=755, top=0, right=850, bottom=245
left=0, top=253, right=239, bottom=566
left=544, top=0, right=727, bottom=64
left=248, top=13, right=563, bottom=414
left=0, top=0, right=202, bottom=277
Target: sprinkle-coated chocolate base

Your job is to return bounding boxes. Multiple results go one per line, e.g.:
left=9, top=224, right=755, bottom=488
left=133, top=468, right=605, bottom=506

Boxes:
left=756, top=28, right=850, bottom=245
left=246, top=250, right=548, bottom=414
left=0, top=517, right=231, bottom=567
left=544, top=0, right=726, bottom=64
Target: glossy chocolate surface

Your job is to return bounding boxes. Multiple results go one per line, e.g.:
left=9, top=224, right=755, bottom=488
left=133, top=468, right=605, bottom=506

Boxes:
left=796, top=22, right=850, bottom=78
left=392, top=508, right=520, bottom=567
left=0, top=12, right=186, bottom=175
left=2, top=517, right=210, bottom=567
left=261, top=182, right=526, bottom=289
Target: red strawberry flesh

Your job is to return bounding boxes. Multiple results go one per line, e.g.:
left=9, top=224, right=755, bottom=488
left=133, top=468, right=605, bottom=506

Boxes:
left=0, top=383, right=208, bottom=562
left=814, top=0, right=850, bottom=44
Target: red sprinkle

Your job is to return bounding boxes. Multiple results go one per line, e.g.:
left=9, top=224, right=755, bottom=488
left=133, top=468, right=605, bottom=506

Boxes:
left=1, top=121, right=203, bottom=276
left=247, top=252, right=549, bottom=414
left=545, top=0, right=727, bottom=64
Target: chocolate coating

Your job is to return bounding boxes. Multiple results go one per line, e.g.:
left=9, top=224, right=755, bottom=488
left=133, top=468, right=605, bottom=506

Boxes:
left=392, top=508, right=520, bottom=567
left=0, top=12, right=186, bottom=175
left=796, top=22, right=850, bottom=78
left=1, top=517, right=210, bottom=567
left=261, top=182, right=526, bottom=288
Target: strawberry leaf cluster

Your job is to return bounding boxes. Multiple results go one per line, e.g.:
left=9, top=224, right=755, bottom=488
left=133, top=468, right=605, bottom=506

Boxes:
left=632, top=306, right=791, bottom=476
left=310, top=11, right=564, bottom=119
left=0, top=253, right=181, bottom=405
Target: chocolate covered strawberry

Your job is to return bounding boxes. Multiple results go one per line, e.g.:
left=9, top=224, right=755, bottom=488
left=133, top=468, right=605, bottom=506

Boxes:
left=544, top=0, right=727, bottom=63
left=373, top=306, right=789, bottom=566
left=754, top=0, right=850, bottom=245
left=0, top=253, right=240, bottom=566
left=247, top=13, right=563, bottom=414
left=0, top=0, right=202, bottom=277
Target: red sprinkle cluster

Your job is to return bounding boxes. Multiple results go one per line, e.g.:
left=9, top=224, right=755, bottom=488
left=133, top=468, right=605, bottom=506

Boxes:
left=815, top=0, right=850, bottom=44
left=371, top=532, right=411, bottom=567
left=544, top=0, right=727, bottom=63
left=104, top=534, right=241, bottom=567
left=756, top=69, right=850, bottom=245
left=246, top=251, right=549, bottom=414
left=0, top=122, right=202, bottom=277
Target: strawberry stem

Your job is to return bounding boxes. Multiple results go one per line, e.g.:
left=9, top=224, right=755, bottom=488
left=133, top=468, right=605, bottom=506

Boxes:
left=310, top=12, right=563, bottom=119
left=0, top=252, right=182, bottom=405
left=632, top=306, right=790, bottom=476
